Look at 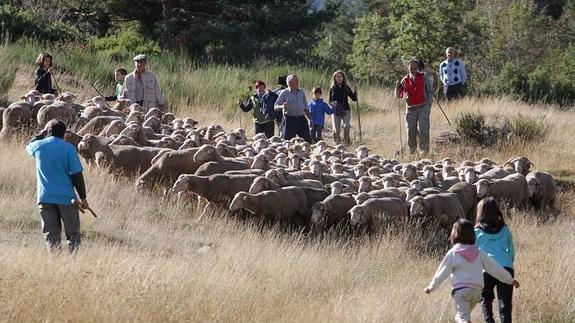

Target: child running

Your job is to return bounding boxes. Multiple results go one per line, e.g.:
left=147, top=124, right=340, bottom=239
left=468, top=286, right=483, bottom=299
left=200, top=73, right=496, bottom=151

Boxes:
left=475, top=197, right=516, bottom=323
left=308, top=86, right=334, bottom=143
left=425, top=219, right=520, bottom=323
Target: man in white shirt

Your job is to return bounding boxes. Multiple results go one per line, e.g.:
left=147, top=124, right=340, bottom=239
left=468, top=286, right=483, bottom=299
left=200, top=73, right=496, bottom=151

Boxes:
left=120, top=54, right=166, bottom=112
left=439, top=47, right=467, bottom=101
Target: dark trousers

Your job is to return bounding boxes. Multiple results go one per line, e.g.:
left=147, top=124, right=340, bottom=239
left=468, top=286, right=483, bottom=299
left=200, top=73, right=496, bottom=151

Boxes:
left=481, top=267, right=514, bottom=323
left=311, top=125, right=323, bottom=142
left=255, top=121, right=274, bottom=138
left=39, top=203, right=81, bottom=253
left=445, top=83, right=464, bottom=101
left=283, top=115, right=312, bottom=143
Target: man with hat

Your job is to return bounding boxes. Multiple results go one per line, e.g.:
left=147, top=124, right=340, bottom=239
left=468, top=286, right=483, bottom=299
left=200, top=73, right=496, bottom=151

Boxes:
left=120, top=54, right=166, bottom=112
left=237, top=80, right=278, bottom=138
left=274, top=74, right=312, bottom=143
left=26, top=119, right=89, bottom=254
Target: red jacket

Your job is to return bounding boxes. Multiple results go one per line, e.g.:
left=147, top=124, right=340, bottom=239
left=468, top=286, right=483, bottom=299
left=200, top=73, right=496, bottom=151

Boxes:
left=397, top=72, right=427, bottom=107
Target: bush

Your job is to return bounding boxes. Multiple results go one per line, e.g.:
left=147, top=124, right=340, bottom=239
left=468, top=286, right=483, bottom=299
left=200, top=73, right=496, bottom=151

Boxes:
left=455, top=112, right=504, bottom=147
left=509, top=113, right=550, bottom=143
left=0, top=5, right=82, bottom=43
left=90, top=27, right=161, bottom=62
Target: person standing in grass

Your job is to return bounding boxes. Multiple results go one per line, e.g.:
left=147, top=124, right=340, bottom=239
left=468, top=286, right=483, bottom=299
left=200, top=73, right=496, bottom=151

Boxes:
left=238, top=80, right=278, bottom=138
left=274, top=74, right=312, bottom=143
left=308, top=86, right=334, bottom=143
left=34, top=52, right=56, bottom=94
left=425, top=219, right=519, bottom=323
left=475, top=197, right=516, bottom=323
left=439, top=47, right=467, bottom=101
left=120, top=54, right=165, bottom=112
left=329, top=70, right=357, bottom=146
left=105, top=68, right=128, bottom=102
left=26, top=119, right=89, bottom=254
left=396, top=58, right=433, bottom=154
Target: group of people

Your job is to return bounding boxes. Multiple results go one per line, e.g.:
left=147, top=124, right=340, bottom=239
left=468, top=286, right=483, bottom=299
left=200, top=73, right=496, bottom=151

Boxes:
left=238, top=70, right=358, bottom=146
left=239, top=47, right=467, bottom=152
left=35, top=52, right=166, bottom=111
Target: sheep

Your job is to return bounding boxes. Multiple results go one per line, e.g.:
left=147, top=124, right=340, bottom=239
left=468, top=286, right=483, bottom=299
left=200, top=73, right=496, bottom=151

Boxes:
left=136, top=147, right=202, bottom=190
left=505, top=156, right=534, bottom=176
left=98, top=119, right=125, bottom=137
left=478, top=166, right=515, bottom=180
left=77, top=116, right=123, bottom=136
left=448, top=182, right=478, bottom=222
left=349, top=197, right=408, bottom=229
left=264, top=169, right=324, bottom=190
left=172, top=173, right=258, bottom=204
left=354, top=188, right=403, bottom=205
left=0, top=101, right=34, bottom=140
left=474, top=173, right=530, bottom=209
left=310, top=193, right=356, bottom=229
left=77, top=134, right=163, bottom=175
left=330, top=181, right=356, bottom=194
left=36, top=101, right=77, bottom=130
left=409, top=193, right=465, bottom=228
left=526, top=171, right=556, bottom=212
left=230, top=188, right=309, bottom=227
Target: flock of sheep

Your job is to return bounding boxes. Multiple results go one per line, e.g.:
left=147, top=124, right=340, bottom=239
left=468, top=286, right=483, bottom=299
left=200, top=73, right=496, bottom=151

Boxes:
left=1, top=90, right=558, bottom=233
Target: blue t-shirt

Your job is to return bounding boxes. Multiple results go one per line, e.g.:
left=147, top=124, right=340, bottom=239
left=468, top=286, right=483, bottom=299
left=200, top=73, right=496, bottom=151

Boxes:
left=26, top=136, right=84, bottom=205
left=308, top=98, right=335, bottom=126
left=475, top=225, right=515, bottom=269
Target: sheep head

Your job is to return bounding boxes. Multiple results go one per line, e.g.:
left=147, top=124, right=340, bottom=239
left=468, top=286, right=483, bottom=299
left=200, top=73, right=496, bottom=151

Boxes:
left=310, top=202, right=327, bottom=226
left=251, top=154, right=269, bottom=170
left=172, top=174, right=192, bottom=194
left=506, top=156, right=534, bottom=176
left=356, top=146, right=368, bottom=159
left=527, top=177, right=539, bottom=197
left=349, top=205, right=366, bottom=226
left=410, top=180, right=424, bottom=193
left=229, top=192, right=253, bottom=213
left=330, top=181, right=348, bottom=195
left=474, top=179, right=492, bottom=199
left=358, top=176, right=371, bottom=193
left=409, top=196, right=425, bottom=216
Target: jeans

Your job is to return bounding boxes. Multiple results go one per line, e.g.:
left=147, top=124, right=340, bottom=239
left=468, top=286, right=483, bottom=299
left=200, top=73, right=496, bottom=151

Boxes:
left=481, top=267, right=515, bottom=323
left=283, top=115, right=312, bottom=143
left=311, top=125, right=323, bottom=142
left=39, top=203, right=81, bottom=254
left=333, top=110, right=351, bottom=145
left=405, top=104, right=430, bottom=153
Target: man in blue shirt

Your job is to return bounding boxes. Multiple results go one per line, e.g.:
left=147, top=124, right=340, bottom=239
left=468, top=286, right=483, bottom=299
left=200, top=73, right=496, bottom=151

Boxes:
left=26, top=119, right=89, bottom=254
left=439, top=47, right=467, bottom=101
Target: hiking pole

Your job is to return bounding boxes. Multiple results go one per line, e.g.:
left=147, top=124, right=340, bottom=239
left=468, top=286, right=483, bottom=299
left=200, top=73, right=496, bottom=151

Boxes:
left=72, top=199, right=98, bottom=218
left=89, top=82, right=113, bottom=109
left=351, top=75, right=363, bottom=143
left=395, top=83, right=404, bottom=160
left=433, top=94, right=452, bottom=126
left=51, top=72, right=63, bottom=95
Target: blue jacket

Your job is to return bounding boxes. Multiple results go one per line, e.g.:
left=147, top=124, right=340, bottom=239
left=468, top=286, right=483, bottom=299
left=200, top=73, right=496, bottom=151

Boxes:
left=308, top=98, right=334, bottom=126
left=475, top=226, right=515, bottom=269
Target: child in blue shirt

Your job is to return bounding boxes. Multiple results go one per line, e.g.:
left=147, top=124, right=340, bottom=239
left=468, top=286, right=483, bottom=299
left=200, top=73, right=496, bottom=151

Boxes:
left=308, top=86, right=334, bottom=143
left=475, top=197, right=516, bottom=323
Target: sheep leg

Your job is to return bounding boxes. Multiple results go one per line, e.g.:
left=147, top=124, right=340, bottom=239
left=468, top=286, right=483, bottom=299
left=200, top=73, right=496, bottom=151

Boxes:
left=196, top=201, right=212, bottom=223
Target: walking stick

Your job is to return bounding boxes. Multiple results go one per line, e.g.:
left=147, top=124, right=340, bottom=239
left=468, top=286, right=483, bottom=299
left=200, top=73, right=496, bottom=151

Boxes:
left=395, top=83, right=405, bottom=160
left=433, top=94, right=452, bottom=126
left=51, top=72, right=63, bottom=95
left=352, top=78, right=363, bottom=143
left=89, top=82, right=113, bottom=109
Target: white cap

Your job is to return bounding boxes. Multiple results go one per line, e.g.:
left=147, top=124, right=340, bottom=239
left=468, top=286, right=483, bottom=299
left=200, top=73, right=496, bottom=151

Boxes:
left=133, top=54, right=147, bottom=61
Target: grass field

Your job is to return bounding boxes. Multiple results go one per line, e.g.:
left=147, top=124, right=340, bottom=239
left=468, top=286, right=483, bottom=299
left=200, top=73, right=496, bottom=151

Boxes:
left=1, top=42, right=575, bottom=322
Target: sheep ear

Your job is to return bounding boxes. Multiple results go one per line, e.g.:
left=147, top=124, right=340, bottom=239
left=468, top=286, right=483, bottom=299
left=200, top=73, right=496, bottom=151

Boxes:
left=242, top=195, right=248, bottom=201
left=527, top=161, right=535, bottom=168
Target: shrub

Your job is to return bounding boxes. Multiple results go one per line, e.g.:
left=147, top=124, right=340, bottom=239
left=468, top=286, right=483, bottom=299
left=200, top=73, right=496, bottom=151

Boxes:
left=455, top=112, right=504, bottom=147
left=90, top=27, right=161, bottom=62
left=0, top=5, right=82, bottom=43
left=509, top=113, right=550, bottom=143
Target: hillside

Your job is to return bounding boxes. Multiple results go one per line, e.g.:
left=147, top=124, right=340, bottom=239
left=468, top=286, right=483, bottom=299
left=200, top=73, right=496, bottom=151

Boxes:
left=1, top=57, right=575, bottom=321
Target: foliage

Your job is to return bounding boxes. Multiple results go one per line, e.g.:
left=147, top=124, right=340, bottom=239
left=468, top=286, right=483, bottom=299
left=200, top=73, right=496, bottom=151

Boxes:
left=509, top=113, right=550, bottom=143
left=455, top=112, right=505, bottom=147
left=90, top=26, right=162, bottom=62
left=0, top=4, right=82, bottom=43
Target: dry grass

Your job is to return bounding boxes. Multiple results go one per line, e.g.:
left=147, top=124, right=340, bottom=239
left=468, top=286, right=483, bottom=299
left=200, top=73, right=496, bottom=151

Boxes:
left=1, top=87, right=575, bottom=321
